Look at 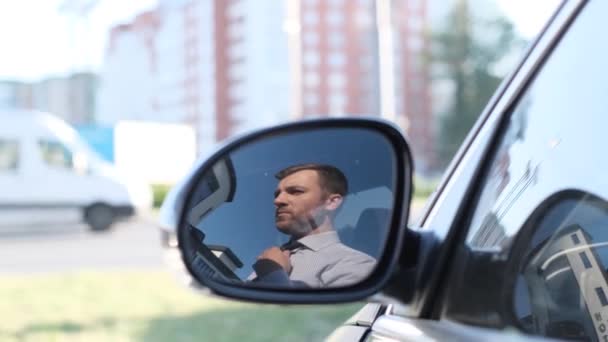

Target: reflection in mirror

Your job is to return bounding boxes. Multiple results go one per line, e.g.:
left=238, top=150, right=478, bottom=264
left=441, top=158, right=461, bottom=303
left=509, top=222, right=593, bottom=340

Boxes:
left=181, top=127, right=396, bottom=289
left=514, top=191, right=608, bottom=341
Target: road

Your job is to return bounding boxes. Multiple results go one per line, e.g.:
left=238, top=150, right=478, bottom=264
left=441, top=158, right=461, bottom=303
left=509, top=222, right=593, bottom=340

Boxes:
left=0, top=201, right=428, bottom=275
left=0, top=217, right=164, bottom=275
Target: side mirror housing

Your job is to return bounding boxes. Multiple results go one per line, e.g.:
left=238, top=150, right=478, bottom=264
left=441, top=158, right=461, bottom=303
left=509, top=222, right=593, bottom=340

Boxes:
left=161, top=118, right=414, bottom=304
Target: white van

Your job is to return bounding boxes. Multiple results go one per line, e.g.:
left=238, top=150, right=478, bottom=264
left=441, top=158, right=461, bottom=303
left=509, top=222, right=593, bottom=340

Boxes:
left=0, top=110, right=152, bottom=232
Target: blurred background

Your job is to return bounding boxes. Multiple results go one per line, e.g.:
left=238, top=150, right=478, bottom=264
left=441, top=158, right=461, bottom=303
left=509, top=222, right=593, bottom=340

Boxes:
left=0, top=0, right=559, bottom=341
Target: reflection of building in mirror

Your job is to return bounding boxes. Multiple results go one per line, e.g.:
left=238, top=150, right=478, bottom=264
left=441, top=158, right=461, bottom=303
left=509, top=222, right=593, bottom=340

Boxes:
left=524, top=225, right=608, bottom=340
left=187, top=158, right=236, bottom=226
left=249, top=163, right=377, bottom=288
left=185, top=158, right=242, bottom=283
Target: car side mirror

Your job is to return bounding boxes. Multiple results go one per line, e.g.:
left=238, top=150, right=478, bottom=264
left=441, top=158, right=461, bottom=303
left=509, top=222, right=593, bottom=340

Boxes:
left=167, top=118, right=413, bottom=304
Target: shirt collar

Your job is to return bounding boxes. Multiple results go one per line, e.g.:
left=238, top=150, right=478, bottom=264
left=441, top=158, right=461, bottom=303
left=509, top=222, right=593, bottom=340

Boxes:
left=297, top=230, right=340, bottom=252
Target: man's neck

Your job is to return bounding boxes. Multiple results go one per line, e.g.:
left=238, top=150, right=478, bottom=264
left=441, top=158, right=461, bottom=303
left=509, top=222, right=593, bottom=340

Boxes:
left=306, top=219, right=333, bottom=236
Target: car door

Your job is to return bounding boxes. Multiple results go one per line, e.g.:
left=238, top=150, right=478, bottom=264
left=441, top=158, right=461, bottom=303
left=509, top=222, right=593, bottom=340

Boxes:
left=27, top=138, right=85, bottom=226
left=434, top=0, right=608, bottom=341
left=0, top=137, right=27, bottom=228
left=367, top=0, right=599, bottom=341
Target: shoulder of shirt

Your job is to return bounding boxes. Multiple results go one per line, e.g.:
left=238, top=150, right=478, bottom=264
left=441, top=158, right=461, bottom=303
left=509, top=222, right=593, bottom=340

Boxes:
left=332, top=242, right=376, bottom=263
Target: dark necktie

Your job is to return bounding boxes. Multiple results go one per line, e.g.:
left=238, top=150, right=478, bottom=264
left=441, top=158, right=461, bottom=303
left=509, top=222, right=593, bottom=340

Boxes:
left=280, top=239, right=303, bottom=252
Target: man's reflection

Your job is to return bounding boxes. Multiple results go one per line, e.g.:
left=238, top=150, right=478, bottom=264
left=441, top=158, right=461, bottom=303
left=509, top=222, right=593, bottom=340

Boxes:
left=249, top=163, right=376, bottom=287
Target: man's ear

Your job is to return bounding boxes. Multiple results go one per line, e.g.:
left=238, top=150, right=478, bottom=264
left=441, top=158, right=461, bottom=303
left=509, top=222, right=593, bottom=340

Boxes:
left=324, top=194, right=343, bottom=211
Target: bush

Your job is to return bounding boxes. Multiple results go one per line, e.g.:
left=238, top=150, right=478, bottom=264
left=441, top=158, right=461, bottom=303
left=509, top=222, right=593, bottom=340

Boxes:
left=151, top=183, right=173, bottom=208
left=413, top=175, right=439, bottom=200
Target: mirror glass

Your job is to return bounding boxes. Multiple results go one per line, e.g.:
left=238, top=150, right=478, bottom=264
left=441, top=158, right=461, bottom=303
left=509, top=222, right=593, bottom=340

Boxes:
left=180, top=127, right=397, bottom=289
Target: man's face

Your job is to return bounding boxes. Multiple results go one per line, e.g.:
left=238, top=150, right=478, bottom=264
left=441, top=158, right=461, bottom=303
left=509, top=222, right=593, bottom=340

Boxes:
left=273, top=169, right=328, bottom=237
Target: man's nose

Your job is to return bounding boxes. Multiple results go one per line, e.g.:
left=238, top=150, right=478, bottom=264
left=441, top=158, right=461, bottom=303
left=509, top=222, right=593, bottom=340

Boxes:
left=274, top=192, right=287, bottom=207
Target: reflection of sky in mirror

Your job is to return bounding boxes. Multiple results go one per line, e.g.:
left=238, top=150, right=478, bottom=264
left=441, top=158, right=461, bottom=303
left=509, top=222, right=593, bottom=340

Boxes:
left=190, top=127, right=396, bottom=279
left=467, top=3, right=608, bottom=247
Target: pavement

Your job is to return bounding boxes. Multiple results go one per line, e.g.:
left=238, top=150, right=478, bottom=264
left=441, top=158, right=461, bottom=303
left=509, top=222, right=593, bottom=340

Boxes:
left=0, top=199, right=429, bottom=276
left=0, top=217, right=164, bottom=275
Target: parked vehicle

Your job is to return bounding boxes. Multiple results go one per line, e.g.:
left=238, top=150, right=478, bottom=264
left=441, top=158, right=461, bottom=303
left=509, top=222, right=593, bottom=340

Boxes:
left=160, top=1, right=608, bottom=340
left=0, top=110, right=152, bottom=231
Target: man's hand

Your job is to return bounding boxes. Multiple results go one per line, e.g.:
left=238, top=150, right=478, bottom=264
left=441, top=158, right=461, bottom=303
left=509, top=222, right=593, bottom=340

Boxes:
left=257, top=247, right=292, bottom=273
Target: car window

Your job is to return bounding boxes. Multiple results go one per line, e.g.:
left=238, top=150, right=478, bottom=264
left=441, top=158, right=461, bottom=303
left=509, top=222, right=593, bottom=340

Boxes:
left=443, top=1, right=608, bottom=340
left=0, top=139, right=18, bottom=171
left=38, top=140, right=74, bottom=170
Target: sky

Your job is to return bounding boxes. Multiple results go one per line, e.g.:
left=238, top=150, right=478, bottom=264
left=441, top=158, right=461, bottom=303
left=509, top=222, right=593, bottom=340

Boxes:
left=0, top=0, right=157, bottom=81
left=496, top=0, right=562, bottom=37
left=0, top=0, right=561, bottom=81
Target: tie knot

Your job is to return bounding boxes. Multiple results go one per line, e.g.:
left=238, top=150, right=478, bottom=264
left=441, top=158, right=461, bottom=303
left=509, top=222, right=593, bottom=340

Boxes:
left=280, top=240, right=303, bottom=251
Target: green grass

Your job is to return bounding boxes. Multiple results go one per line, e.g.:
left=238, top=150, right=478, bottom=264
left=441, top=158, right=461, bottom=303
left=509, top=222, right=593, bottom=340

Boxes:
left=413, top=176, right=439, bottom=200
left=151, top=184, right=173, bottom=209
left=0, top=271, right=361, bottom=342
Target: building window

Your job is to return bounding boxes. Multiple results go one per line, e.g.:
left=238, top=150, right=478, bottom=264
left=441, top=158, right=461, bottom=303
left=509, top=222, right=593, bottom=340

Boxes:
left=0, top=139, right=18, bottom=171
left=229, top=63, right=245, bottom=82
left=227, top=20, right=244, bottom=40
left=407, top=35, right=424, bottom=52
left=230, top=102, right=247, bottom=119
left=360, top=55, right=373, bottom=69
left=327, top=11, right=344, bottom=27
left=360, top=30, right=375, bottom=49
left=229, top=82, right=246, bottom=102
left=304, top=92, right=319, bottom=107
left=328, top=72, right=346, bottom=90
left=329, top=92, right=347, bottom=116
left=227, top=2, right=245, bottom=19
left=328, top=31, right=344, bottom=49
left=407, top=16, right=424, bottom=31
left=304, top=72, right=320, bottom=88
left=228, top=41, right=245, bottom=61
left=358, top=0, right=372, bottom=8
left=303, top=11, right=319, bottom=26
left=355, top=9, right=372, bottom=29
left=303, top=0, right=318, bottom=8
left=304, top=51, right=320, bottom=67
left=408, top=0, right=422, bottom=12
left=328, top=52, right=346, bottom=68
left=303, top=32, right=319, bottom=47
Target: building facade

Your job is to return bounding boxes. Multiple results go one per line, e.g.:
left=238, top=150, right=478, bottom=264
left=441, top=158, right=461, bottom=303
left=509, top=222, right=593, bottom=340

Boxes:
left=96, top=10, right=160, bottom=125
left=97, top=1, right=291, bottom=153
left=96, top=0, right=436, bottom=170
left=0, top=73, right=97, bottom=124
left=297, top=0, right=380, bottom=118
left=293, top=0, right=434, bottom=172
left=392, top=0, right=434, bottom=173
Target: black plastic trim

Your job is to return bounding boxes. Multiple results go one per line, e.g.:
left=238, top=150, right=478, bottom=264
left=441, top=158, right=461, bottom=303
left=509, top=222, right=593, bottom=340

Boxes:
left=176, top=117, right=413, bottom=304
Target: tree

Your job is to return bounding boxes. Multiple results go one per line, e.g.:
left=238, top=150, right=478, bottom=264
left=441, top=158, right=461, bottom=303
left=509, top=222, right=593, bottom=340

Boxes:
left=432, top=0, right=523, bottom=167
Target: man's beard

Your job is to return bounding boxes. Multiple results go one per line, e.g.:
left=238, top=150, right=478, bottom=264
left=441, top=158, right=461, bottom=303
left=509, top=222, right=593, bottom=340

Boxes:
left=277, top=210, right=325, bottom=238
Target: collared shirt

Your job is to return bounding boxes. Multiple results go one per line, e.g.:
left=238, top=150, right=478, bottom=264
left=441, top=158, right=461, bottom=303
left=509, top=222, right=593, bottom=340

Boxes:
left=286, top=230, right=376, bottom=287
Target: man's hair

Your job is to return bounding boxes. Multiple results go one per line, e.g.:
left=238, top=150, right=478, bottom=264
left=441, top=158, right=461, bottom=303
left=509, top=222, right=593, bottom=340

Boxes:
left=275, top=163, right=348, bottom=196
